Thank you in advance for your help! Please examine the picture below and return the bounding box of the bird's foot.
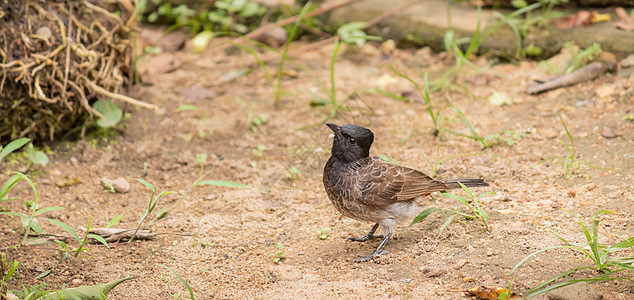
[347,234,383,243]
[353,250,387,263]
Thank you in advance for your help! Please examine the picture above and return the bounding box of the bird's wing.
[355,157,448,206]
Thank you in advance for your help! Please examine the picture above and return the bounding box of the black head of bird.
[326,123,374,162]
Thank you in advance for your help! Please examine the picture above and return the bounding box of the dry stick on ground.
[206,0,420,70]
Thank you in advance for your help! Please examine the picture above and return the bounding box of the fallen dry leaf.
[55,176,81,187]
[555,10,591,29]
[590,12,610,23]
[615,7,634,31]
[465,286,520,300]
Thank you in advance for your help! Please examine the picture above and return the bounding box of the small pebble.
[452,259,469,270]
[567,190,577,198]
[70,157,79,166]
[419,265,448,277]
[71,278,83,286]
[462,276,475,282]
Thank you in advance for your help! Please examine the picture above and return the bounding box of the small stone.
[586,183,597,191]
[70,157,79,166]
[486,250,494,256]
[453,259,469,270]
[103,178,130,193]
[71,278,83,286]
[539,128,558,139]
[595,85,614,99]
[419,265,448,277]
[567,190,577,198]
[600,126,622,138]
[462,276,475,282]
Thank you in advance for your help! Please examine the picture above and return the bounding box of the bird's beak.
[326,123,343,139]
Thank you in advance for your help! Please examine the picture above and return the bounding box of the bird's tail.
[439,178,489,189]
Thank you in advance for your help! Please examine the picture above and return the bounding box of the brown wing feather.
[355,157,448,206]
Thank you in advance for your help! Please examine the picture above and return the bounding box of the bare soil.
[2,35,633,299]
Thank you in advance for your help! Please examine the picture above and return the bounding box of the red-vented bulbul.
[323,123,489,262]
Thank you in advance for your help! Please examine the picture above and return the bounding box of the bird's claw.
[353,250,387,263]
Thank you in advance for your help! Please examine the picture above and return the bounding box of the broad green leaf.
[30,219,43,234]
[44,276,137,300]
[0,137,30,161]
[93,100,122,128]
[195,180,250,188]
[44,218,80,242]
[26,143,49,165]
[410,207,439,226]
[107,214,123,228]
[192,30,214,53]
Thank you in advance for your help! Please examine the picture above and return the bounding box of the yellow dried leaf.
[591,12,611,23]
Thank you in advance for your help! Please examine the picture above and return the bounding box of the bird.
[323,123,489,262]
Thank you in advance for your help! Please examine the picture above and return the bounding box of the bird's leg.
[353,236,390,263]
[347,223,383,242]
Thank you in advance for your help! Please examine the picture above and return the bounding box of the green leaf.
[192,30,214,53]
[93,100,122,128]
[26,143,49,165]
[439,214,457,234]
[35,206,65,216]
[44,276,137,300]
[0,137,30,161]
[0,174,24,201]
[607,237,634,252]
[134,178,155,193]
[176,104,199,111]
[0,211,28,218]
[29,219,43,234]
[410,207,439,226]
[195,180,250,188]
[5,260,19,281]
[88,234,111,250]
[107,214,123,228]
[441,192,469,205]
[44,218,80,242]
[477,209,489,222]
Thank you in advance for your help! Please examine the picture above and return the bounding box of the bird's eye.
[349,137,356,144]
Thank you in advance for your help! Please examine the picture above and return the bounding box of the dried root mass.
[0,0,136,143]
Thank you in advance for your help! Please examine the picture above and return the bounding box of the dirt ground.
[2,32,634,299]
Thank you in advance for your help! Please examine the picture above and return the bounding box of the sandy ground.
[2,34,633,299]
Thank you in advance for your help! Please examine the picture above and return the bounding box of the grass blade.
[44,218,80,242]
[158,264,195,300]
[410,207,439,226]
[195,180,250,188]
